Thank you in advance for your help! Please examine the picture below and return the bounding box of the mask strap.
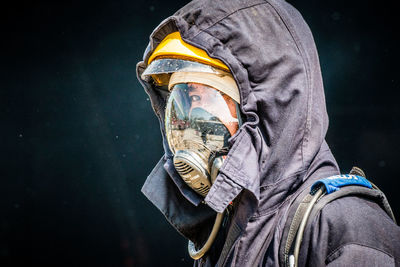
[208,147,229,167]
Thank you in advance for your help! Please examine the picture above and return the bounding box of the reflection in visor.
[141,58,227,86]
[143,58,222,76]
[165,83,238,159]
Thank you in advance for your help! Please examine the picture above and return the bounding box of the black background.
[2,0,399,266]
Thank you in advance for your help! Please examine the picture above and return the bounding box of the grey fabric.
[136,0,400,266]
[299,196,400,267]
[280,186,398,267]
[326,244,395,267]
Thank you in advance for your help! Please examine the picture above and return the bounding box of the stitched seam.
[206,175,242,207]
[325,242,395,264]
[264,0,311,171]
[192,2,267,38]
[220,131,251,187]
[259,170,306,189]
[252,171,313,218]
[251,190,294,218]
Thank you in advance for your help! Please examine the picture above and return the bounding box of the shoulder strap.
[279,168,396,267]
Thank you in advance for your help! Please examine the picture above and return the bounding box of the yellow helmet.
[147,32,229,71]
[141,31,240,103]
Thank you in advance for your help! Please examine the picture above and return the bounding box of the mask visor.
[165,83,239,160]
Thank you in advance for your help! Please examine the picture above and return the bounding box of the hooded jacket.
[136,0,400,266]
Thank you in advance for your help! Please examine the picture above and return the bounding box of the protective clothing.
[136,0,400,266]
[142,33,242,259]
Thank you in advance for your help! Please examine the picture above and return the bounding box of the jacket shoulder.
[300,195,400,266]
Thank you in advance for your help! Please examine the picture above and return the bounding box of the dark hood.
[136,0,339,246]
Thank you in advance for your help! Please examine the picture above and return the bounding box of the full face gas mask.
[141,31,241,260]
[165,71,240,198]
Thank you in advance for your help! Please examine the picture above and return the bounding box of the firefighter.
[136,0,400,266]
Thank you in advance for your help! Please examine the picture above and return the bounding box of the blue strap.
[311,174,372,194]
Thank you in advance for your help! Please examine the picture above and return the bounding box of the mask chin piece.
[173,150,212,197]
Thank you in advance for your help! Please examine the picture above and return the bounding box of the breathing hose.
[290,187,325,267]
[188,211,225,260]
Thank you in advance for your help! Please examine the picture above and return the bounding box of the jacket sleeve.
[298,196,400,267]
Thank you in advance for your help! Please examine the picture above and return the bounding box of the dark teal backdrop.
[2,0,399,266]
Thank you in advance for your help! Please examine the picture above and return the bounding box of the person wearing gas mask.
[136,0,400,266]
